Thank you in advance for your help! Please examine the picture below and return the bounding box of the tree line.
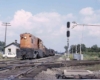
[64,44,100,53]
[0,41,5,51]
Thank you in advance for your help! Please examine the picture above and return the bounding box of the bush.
[83,52,100,60]
[0,53,3,59]
[62,54,73,60]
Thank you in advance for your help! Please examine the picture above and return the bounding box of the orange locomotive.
[17,33,55,59]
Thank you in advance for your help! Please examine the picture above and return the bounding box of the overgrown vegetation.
[64,44,100,60]
[60,54,74,60]
[60,52,100,60]
[0,41,5,51]
[0,53,3,59]
[83,52,100,60]
[86,64,100,71]
[65,44,100,53]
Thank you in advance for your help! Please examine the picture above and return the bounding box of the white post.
[76,45,77,54]
[80,43,81,54]
[80,25,84,54]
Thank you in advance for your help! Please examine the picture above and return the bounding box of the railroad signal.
[67,30,70,37]
[66,21,70,37]
[67,22,70,28]
[65,21,71,60]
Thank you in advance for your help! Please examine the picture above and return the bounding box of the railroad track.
[0,55,61,79]
[0,55,100,79]
[14,60,100,79]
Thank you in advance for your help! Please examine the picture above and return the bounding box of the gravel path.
[34,69,57,80]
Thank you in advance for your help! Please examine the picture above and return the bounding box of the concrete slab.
[64,70,93,75]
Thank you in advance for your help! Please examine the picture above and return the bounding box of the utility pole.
[2,22,11,46]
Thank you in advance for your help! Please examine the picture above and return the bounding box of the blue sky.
[0,0,99,19]
[0,0,100,52]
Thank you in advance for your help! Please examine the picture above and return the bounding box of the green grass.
[60,54,74,60]
[83,52,100,60]
[83,54,99,60]
[0,53,3,59]
[86,64,100,71]
[60,52,100,60]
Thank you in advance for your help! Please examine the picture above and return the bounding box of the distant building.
[3,40,20,58]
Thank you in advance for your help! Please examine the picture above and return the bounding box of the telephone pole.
[2,22,11,46]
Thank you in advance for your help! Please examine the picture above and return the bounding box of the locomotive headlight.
[24,36,27,39]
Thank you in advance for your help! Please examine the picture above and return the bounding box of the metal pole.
[77,24,100,27]
[5,24,7,46]
[76,45,77,54]
[67,38,69,58]
[80,25,84,54]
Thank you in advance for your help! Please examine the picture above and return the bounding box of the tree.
[69,44,86,53]
[98,47,100,52]
[0,41,5,51]
[76,44,86,53]
[64,46,68,52]
[0,41,5,46]
[70,45,76,53]
[86,47,91,52]
[91,44,98,52]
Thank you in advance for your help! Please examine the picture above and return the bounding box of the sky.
[0,0,100,52]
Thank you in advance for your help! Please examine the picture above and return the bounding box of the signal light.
[67,22,70,28]
[67,31,70,37]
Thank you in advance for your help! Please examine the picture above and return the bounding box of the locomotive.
[17,33,55,59]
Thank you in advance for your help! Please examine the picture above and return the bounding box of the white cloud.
[2,10,75,51]
[87,24,100,37]
[79,8,100,38]
[10,9,33,29]
[80,7,94,16]
[9,10,75,36]
[1,7,100,51]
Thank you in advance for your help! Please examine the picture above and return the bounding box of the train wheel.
[21,54,26,60]
[37,51,43,58]
[33,51,38,59]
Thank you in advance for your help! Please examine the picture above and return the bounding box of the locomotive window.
[29,35,31,37]
[31,39,33,43]
[21,37,23,39]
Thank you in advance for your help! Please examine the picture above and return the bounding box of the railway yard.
[0,55,100,80]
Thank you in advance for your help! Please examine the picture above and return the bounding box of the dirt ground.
[34,65,100,80]
[34,69,58,80]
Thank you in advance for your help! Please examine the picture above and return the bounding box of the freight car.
[17,33,55,59]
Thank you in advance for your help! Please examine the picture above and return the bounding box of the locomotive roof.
[20,33,42,41]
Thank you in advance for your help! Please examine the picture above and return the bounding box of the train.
[17,33,55,59]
